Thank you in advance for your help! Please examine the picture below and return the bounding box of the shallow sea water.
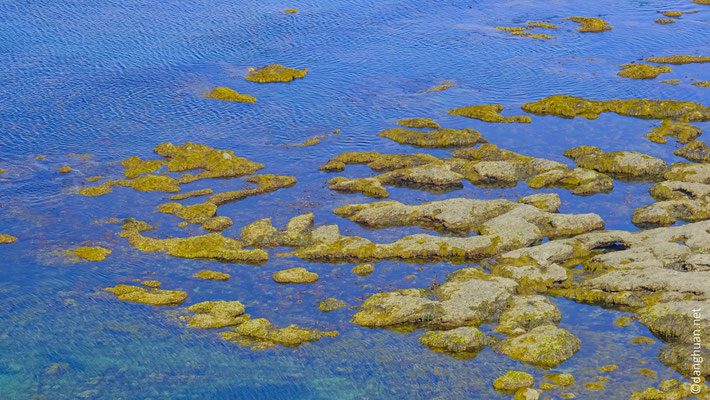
[0,0,709,398]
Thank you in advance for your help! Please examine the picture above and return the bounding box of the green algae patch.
[521,95,710,122]
[273,267,318,284]
[221,318,338,348]
[155,142,263,183]
[644,55,710,65]
[245,64,307,83]
[509,32,555,39]
[286,134,327,148]
[202,216,233,232]
[419,83,456,93]
[655,18,676,24]
[166,188,213,200]
[378,127,488,148]
[563,16,613,32]
[693,81,710,87]
[543,373,575,386]
[121,156,164,178]
[193,270,230,281]
[353,262,375,276]
[0,234,17,244]
[59,166,72,173]
[119,224,268,264]
[318,298,346,312]
[204,174,296,206]
[493,371,534,392]
[105,284,187,306]
[186,300,248,329]
[67,246,111,262]
[79,175,181,197]
[448,104,531,123]
[204,87,256,103]
[646,120,702,144]
[396,118,440,129]
[528,21,558,29]
[618,63,672,79]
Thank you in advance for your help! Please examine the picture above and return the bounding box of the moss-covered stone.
[674,140,710,163]
[245,64,307,83]
[661,79,680,85]
[526,167,614,195]
[448,104,531,123]
[396,118,440,129]
[528,21,558,29]
[157,202,218,225]
[658,344,710,379]
[521,95,710,122]
[328,176,389,199]
[166,188,214,200]
[204,87,257,103]
[563,16,613,32]
[632,181,710,227]
[662,11,683,17]
[498,325,582,367]
[319,152,440,173]
[663,162,710,183]
[193,270,230,281]
[654,18,676,24]
[514,388,541,400]
[378,127,488,148]
[105,284,187,306]
[202,216,233,232]
[631,336,656,345]
[495,26,532,32]
[204,174,296,206]
[155,142,263,184]
[318,298,346,312]
[644,55,710,65]
[0,234,18,244]
[563,145,667,180]
[419,326,489,354]
[186,300,248,329]
[352,262,374,276]
[543,373,575,386]
[495,295,562,334]
[646,120,702,144]
[618,64,672,79]
[516,193,561,212]
[67,246,112,262]
[284,9,297,13]
[273,267,319,284]
[221,318,338,348]
[614,316,634,327]
[79,175,181,197]
[493,370,534,392]
[121,156,165,178]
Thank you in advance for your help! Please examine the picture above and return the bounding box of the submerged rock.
[493,370,534,392]
[157,202,218,225]
[0,234,18,244]
[497,325,582,367]
[563,16,613,32]
[204,174,296,206]
[193,270,231,281]
[245,64,308,83]
[419,82,456,93]
[59,166,72,173]
[186,300,248,329]
[378,127,488,148]
[418,326,489,354]
[166,188,214,201]
[495,295,562,334]
[521,95,710,122]
[105,284,187,306]
[204,87,257,103]
[447,104,532,123]
[644,55,710,65]
[618,64,672,79]
[67,246,112,262]
[543,373,575,386]
[319,152,441,173]
[352,263,374,276]
[646,120,702,144]
[563,145,667,180]
[273,267,319,284]
[221,318,338,348]
[317,298,346,312]
[396,118,440,129]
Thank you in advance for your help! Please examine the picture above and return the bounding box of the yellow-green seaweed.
[378,127,488,148]
[59,166,72,173]
[67,246,112,262]
[272,267,319,284]
[618,63,672,79]
[204,87,257,103]
[186,300,248,328]
[645,120,702,144]
[166,188,214,200]
[563,16,613,32]
[193,270,231,281]
[0,234,18,244]
[221,318,338,348]
[245,64,308,83]
[644,55,710,65]
[105,284,187,306]
[396,118,440,129]
[448,104,532,123]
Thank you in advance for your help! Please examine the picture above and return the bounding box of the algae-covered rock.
[186,300,248,329]
[328,176,389,199]
[419,82,457,93]
[514,388,541,400]
[526,167,613,195]
[121,156,165,179]
[599,364,618,372]
[0,234,18,244]
[204,87,257,103]
[563,145,667,180]
[319,152,441,173]
[563,16,613,32]
[631,381,709,400]
[155,142,263,184]
[516,193,561,212]
[662,11,684,17]
[245,64,308,83]
[240,214,316,249]
[638,300,710,347]
[141,280,161,288]
[658,344,710,379]
[521,95,710,122]
[205,174,296,206]
[675,140,710,163]
[498,325,581,367]
[644,55,710,65]
[317,298,346,312]
[221,318,338,348]
[157,202,218,225]
[654,18,676,24]
[528,21,558,29]
[79,175,182,197]
[378,127,488,148]
[396,118,439,129]
[67,246,112,262]
[273,267,319,284]
[663,162,710,183]
[105,284,187,306]
[377,164,464,193]
[353,263,374,276]
[618,64,672,79]
[632,186,710,227]
[646,120,702,144]
[119,224,268,264]
[543,373,575,386]
[448,104,531,123]
[59,166,72,173]
[193,270,230,281]
[202,216,233,232]
[166,189,214,200]
[493,370,534,392]
[495,295,562,334]
[284,9,297,13]
[419,327,489,354]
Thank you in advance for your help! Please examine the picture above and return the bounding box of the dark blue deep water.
[0,0,709,398]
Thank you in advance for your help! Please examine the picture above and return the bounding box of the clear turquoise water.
[0,0,709,398]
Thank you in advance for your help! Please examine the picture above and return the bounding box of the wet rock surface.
[563,145,667,180]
